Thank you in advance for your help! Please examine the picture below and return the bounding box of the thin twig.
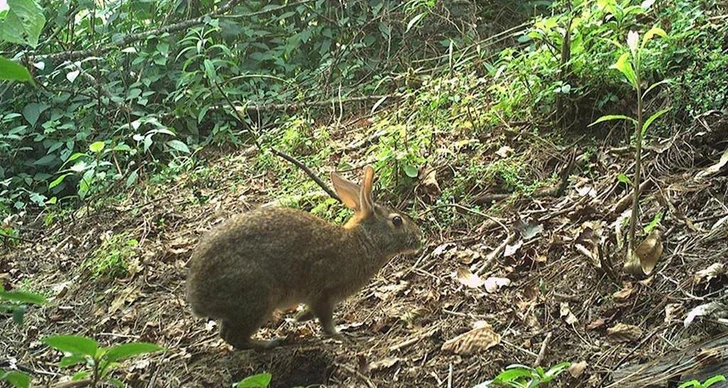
[213,81,341,202]
[534,332,553,366]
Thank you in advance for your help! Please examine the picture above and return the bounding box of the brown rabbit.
[186,165,422,349]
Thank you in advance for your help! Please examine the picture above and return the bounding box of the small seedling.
[475,362,571,387]
[43,335,164,387]
[679,375,727,388]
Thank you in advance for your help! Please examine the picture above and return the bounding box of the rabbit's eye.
[392,215,403,227]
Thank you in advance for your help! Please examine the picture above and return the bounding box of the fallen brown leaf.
[441,321,501,355]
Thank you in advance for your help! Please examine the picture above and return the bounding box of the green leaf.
[642,79,671,99]
[59,354,88,368]
[0,370,31,388]
[641,108,670,135]
[0,290,47,304]
[402,163,418,178]
[611,52,637,87]
[104,342,164,363]
[0,57,31,82]
[12,305,27,325]
[589,114,637,127]
[233,372,272,388]
[49,173,70,189]
[22,102,48,126]
[0,0,46,47]
[617,173,633,186]
[641,26,667,49]
[89,141,105,153]
[42,335,99,357]
[203,59,217,81]
[166,140,190,154]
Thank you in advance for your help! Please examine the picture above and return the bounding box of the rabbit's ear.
[331,172,361,211]
[359,165,375,215]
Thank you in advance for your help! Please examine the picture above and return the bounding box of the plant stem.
[627,53,644,253]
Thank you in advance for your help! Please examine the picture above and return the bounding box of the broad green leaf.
[402,163,418,178]
[589,114,637,127]
[43,335,99,357]
[0,370,31,388]
[0,0,45,47]
[0,57,31,82]
[0,290,47,304]
[641,108,670,135]
[611,52,636,87]
[233,372,272,388]
[166,140,190,154]
[641,26,667,49]
[89,141,105,153]
[104,342,164,362]
[59,354,88,368]
[33,154,56,166]
[21,102,48,126]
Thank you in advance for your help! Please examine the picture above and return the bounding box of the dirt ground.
[2,115,728,388]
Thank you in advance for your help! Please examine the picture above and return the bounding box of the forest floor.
[2,114,728,388]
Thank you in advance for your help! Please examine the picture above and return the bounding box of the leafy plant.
[679,375,727,388]
[0,287,46,387]
[42,335,164,388]
[233,372,272,388]
[0,285,46,325]
[589,26,668,275]
[475,362,571,388]
[83,234,139,279]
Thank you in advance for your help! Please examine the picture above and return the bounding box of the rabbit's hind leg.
[220,310,281,350]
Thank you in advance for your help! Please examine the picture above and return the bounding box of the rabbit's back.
[186,206,345,319]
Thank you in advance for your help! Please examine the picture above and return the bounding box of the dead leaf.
[454,248,481,265]
[586,318,607,330]
[613,284,634,302]
[367,357,401,372]
[633,229,663,275]
[696,148,728,179]
[455,267,485,288]
[560,302,579,325]
[607,323,643,343]
[484,277,511,293]
[568,361,588,377]
[441,321,501,355]
[420,166,441,199]
[495,146,514,158]
[504,240,522,257]
[694,263,727,284]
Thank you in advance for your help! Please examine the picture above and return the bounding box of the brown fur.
[186,166,422,349]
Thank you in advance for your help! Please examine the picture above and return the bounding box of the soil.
[2,115,728,388]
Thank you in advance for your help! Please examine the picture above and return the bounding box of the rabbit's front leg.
[309,298,345,339]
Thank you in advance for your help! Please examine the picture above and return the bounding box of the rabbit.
[186,165,422,350]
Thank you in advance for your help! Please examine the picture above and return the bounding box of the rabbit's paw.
[233,338,282,351]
